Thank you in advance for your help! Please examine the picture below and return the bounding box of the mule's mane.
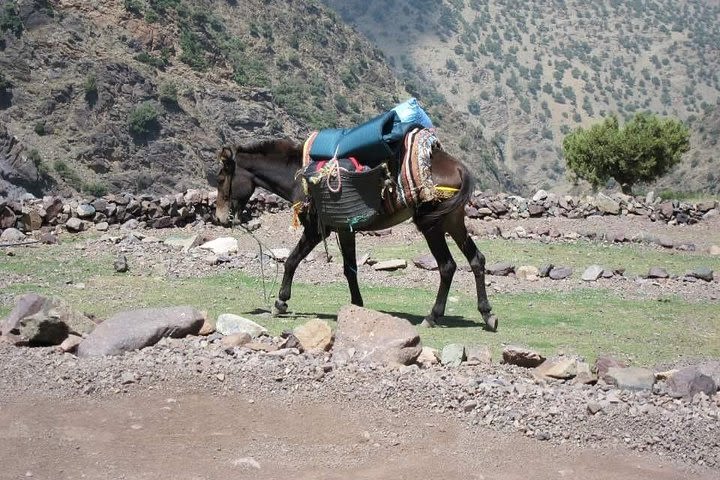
[237,138,299,155]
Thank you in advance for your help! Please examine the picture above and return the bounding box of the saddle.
[300,101,440,231]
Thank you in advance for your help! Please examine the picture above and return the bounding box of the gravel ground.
[2,211,719,478]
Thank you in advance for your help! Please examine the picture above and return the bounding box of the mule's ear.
[218,147,234,169]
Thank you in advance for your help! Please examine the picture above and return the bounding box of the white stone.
[198,237,238,255]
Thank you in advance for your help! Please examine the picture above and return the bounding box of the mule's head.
[215,146,236,225]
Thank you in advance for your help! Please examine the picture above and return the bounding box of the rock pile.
[1,189,716,238]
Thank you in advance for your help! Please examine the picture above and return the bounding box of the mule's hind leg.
[337,231,363,306]
[274,225,328,315]
[416,221,456,328]
[446,210,497,331]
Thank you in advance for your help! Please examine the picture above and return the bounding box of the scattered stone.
[65,217,84,233]
[603,366,655,391]
[164,234,201,252]
[486,262,514,276]
[95,221,109,232]
[710,245,720,256]
[686,266,713,282]
[548,266,572,280]
[270,248,290,262]
[221,332,252,349]
[666,366,717,399]
[535,357,577,379]
[416,346,439,368]
[373,259,407,271]
[215,314,267,338]
[114,254,129,273]
[39,233,59,244]
[538,264,553,278]
[0,227,26,242]
[594,355,627,378]
[647,267,669,279]
[574,361,596,384]
[198,237,238,255]
[198,317,215,336]
[76,204,96,218]
[587,401,603,415]
[2,294,95,345]
[333,305,422,366]
[502,346,546,368]
[293,319,333,352]
[516,265,540,281]
[77,306,206,357]
[413,254,438,271]
[595,193,620,215]
[440,344,466,367]
[466,345,492,365]
[58,334,83,353]
[581,265,604,282]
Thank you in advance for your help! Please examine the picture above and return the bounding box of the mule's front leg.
[337,231,363,306]
[274,226,326,315]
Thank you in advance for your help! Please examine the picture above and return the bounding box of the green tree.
[563,113,690,194]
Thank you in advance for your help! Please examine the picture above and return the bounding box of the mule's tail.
[416,161,475,229]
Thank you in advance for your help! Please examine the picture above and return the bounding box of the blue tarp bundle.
[309,98,433,168]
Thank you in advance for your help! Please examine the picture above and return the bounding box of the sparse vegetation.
[128,102,160,137]
[0,1,23,38]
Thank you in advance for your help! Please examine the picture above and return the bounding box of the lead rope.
[228,209,279,310]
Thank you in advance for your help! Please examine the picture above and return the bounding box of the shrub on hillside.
[563,113,690,194]
[128,102,160,137]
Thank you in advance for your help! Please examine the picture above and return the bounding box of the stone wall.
[0,188,717,235]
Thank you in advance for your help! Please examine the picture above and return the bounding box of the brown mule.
[214,138,498,331]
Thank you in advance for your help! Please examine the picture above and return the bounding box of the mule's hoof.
[420,317,437,328]
[483,314,498,332]
[272,300,288,316]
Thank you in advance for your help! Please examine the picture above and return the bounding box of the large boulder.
[77,306,205,357]
[666,366,717,399]
[2,294,95,345]
[333,305,422,366]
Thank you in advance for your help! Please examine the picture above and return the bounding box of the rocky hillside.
[323,0,720,195]
[0,0,516,201]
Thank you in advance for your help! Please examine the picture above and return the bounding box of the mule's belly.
[357,208,413,231]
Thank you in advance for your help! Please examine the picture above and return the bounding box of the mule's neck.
[242,147,304,203]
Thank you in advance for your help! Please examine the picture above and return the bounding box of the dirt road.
[1,389,714,480]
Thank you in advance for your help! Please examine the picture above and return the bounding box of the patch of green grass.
[368,237,720,278]
[2,241,718,367]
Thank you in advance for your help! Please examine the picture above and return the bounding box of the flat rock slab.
[604,366,655,391]
[215,314,267,338]
[198,237,238,255]
[502,346,546,368]
[373,259,407,271]
[486,262,514,276]
[77,306,205,357]
[333,305,421,367]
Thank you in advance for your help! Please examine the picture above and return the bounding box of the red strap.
[348,156,363,172]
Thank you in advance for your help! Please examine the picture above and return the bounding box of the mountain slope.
[323,0,720,194]
[0,0,515,200]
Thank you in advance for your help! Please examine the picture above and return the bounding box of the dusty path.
[1,389,715,480]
